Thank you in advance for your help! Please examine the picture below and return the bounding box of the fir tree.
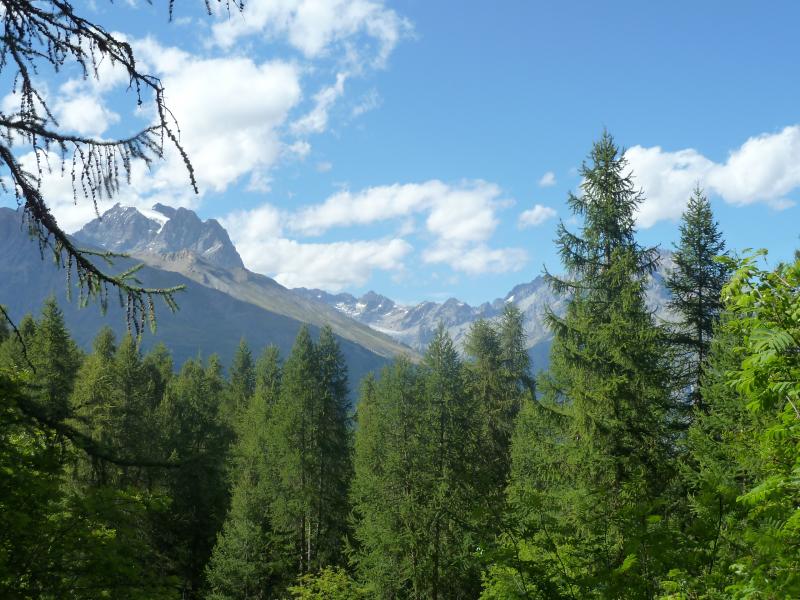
[350,360,427,598]
[159,358,230,598]
[228,339,256,422]
[207,347,284,600]
[143,343,174,408]
[314,326,353,567]
[666,187,730,409]
[29,297,82,423]
[264,325,351,588]
[501,132,674,598]
[352,328,481,599]
[70,327,118,485]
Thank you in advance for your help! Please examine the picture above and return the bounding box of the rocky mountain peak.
[75,204,244,271]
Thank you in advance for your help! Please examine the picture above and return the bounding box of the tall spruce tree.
[228,339,256,422]
[499,132,674,598]
[70,327,118,485]
[263,326,351,589]
[666,187,730,409]
[158,358,230,598]
[464,306,532,552]
[314,326,353,567]
[350,362,424,598]
[29,298,82,423]
[351,328,481,599]
[207,347,284,600]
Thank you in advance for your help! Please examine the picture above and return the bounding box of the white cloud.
[424,186,499,243]
[55,94,120,138]
[222,204,284,241]
[316,161,333,172]
[222,203,411,290]
[212,0,411,69]
[518,204,557,228]
[17,150,198,233]
[284,179,524,275]
[423,242,527,275]
[291,72,347,135]
[133,39,303,194]
[626,125,800,228]
[538,171,556,187]
[267,238,411,290]
[217,177,525,286]
[289,180,503,239]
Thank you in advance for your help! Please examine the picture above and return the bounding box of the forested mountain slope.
[0,207,410,387]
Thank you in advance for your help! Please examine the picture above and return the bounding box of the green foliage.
[666,187,731,408]
[0,330,176,598]
[494,132,676,598]
[227,339,256,423]
[288,567,368,599]
[6,136,800,600]
[159,357,231,597]
[263,326,352,592]
[207,346,284,600]
[351,327,483,599]
[711,252,800,597]
[29,297,83,422]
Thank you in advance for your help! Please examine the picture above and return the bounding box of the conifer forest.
[2,133,799,599]
[2,1,800,598]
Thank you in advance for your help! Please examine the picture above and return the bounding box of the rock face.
[77,203,245,270]
[0,207,415,396]
[295,252,676,366]
[74,202,675,370]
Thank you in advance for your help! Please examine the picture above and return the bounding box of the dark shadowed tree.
[666,187,730,410]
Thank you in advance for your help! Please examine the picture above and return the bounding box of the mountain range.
[0,204,415,391]
[296,252,675,370]
[2,203,676,383]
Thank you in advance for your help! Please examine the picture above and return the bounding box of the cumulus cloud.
[518,204,557,228]
[423,242,527,275]
[627,125,800,228]
[222,204,410,290]
[538,171,556,187]
[55,94,121,138]
[289,180,503,238]
[134,38,303,193]
[216,178,527,287]
[15,149,199,233]
[212,0,411,69]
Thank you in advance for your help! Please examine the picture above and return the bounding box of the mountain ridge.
[73,204,417,361]
[294,252,676,368]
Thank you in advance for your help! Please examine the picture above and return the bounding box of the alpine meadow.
[1,1,799,599]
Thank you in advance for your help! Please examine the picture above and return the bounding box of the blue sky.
[6,0,800,305]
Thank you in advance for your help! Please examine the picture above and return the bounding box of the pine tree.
[228,339,256,422]
[350,360,427,597]
[207,347,284,600]
[159,358,230,598]
[263,325,352,589]
[469,305,532,481]
[501,132,674,598]
[70,327,118,485]
[29,297,82,423]
[666,187,730,409]
[351,328,481,599]
[254,345,282,413]
[314,326,353,567]
[0,308,9,345]
[113,335,158,483]
[658,322,756,597]
[143,343,174,407]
